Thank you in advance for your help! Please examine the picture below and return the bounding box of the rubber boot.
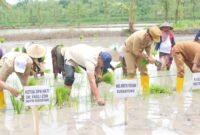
[176,77,184,93]
[140,75,150,94]
[0,90,5,109]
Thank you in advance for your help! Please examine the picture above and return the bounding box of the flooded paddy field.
[1,34,200,135]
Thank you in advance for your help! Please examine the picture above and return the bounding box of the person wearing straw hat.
[0,52,32,108]
[172,41,200,93]
[122,26,161,91]
[155,22,175,70]
[26,44,46,77]
[51,44,65,79]
[61,44,112,106]
[194,30,200,43]
[0,44,46,108]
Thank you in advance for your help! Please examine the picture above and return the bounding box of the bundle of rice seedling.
[139,59,148,67]
[74,66,82,73]
[149,84,172,94]
[14,47,20,52]
[102,72,114,85]
[55,86,70,107]
[10,96,23,114]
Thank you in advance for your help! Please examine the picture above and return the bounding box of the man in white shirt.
[62,44,112,106]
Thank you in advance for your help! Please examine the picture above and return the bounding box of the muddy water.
[1,35,200,135]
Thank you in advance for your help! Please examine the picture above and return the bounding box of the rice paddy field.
[1,33,200,135]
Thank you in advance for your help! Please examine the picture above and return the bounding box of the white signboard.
[24,86,50,106]
[115,79,138,98]
[192,73,200,90]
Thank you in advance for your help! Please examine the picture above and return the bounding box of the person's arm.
[0,80,19,96]
[87,73,104,105]
[192,54,200,72]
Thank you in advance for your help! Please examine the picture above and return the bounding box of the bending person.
[172,41,200,92]
[62,44,112,106]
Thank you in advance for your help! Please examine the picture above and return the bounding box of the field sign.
[24,86,50,106]
[115,79,138,98]
[192,73,200,90]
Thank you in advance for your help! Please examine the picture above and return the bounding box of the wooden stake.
[32,107,39,135]
[124,98,128,125]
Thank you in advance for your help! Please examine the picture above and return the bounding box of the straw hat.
[160,22,173,30]
[149,26,162,43]
[27,44,46,58]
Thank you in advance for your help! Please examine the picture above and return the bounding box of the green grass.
[149,84,172,95]
[173,20,200,31]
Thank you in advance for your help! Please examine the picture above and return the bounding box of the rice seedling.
[149,84,172,94]
[0,37,5,43]
[80,34,84,40]
[139,59,148,67]
[74,66,82,73]
[151,50,157,56]
[27,78,39,86]
[44,69,51,73]
[102,72,114,85]
[115,63,122,69]
[55,86,70,108]
[14,47,20,52]
[10,96,23,114]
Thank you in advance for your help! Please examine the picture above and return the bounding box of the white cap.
[14,56,27,73]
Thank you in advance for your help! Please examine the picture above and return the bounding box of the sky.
[6,0,19,5]
[5,0,47,5]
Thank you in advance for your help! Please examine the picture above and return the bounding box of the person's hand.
[147,56,155,64]
[97,99,105,106]
[10,89,20,97]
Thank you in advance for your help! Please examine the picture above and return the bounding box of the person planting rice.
[0,44,46,108]
[172,41,200,93]
[122,26,161,91]
[51,44,65,79]
[155,22,176,70]
[23,43,46,77]
[61,44,112,106]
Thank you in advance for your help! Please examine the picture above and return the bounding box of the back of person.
[173,41,200,62]
[194,30,200,43]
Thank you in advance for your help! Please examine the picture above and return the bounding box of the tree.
[117,0,137,33]
[175,0,184,23]
[191,0,197,21]
[162,0,170,21]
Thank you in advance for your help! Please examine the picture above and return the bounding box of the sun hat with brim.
[149,26,162,43]
[100,52,112,71]
[27,44,46,58]
[14,56,27,73]
[160,22,173,30]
